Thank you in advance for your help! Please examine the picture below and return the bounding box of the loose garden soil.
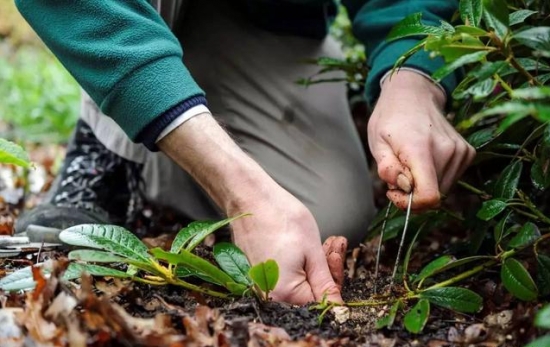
[0,145,544,346]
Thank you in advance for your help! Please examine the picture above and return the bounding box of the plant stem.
[457,180,489,197]
[494,73,514,96]
[169,277,229,298]
[510,57,541,86]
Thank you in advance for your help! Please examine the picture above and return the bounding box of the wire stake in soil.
[389,192,413,292]
[374,201,392,294]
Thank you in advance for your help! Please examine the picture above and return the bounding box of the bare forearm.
[157,113,275,215]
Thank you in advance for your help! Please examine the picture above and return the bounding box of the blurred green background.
[0,2,80,144]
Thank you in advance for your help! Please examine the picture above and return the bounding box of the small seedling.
[0,214,279,302]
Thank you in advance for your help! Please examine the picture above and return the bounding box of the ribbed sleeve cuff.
[365,38,459,109]
[136,95,207,151]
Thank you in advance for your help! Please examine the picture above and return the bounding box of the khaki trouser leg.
[80,0,376,246]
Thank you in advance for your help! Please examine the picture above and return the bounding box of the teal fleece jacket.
[15,0,458,150]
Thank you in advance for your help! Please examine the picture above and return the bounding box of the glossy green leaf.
[59,224,151,263]
[68,249,127,263]
[387,13,446,41]
[420,287,483,313]
[0,265,46,291]
[531,158,550,190]
[170,214,247,254]
[404,299,430,334]
[174,265,218,284]
[482,0,509,39]
[454,25,488,36]
[428,256,495,276]
[376,300,403,329]
[213,242,252,286]
[536,255,550,296]
[68,263,133,279]
[0,138,31,168]
[432,51,488,81]
[514,27,550,51]
[414,255,455,284]
[509,10,537,26]
[459,0,483,27]
[248,259,279,293]
[0,262,127,292]
[512,87,550,100]
[151,248,233,288]
[501,258,538,301]
[526,335,550,347]
[477,199,507,220]
[68,249,161,275]
[467,127,497,149]
[468,61,507,81]
[507,222,541,249]
[501,58,550,76]
[454,78,496,101]
[226,282,248,296]
[493,161,523,200]
[494,211,513,243]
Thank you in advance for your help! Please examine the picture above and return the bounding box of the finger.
[398,147,440,210]
[325,236,347,290]
[322,236,336,255]
[374,143,409,187]
[440,140,475,194]
[306,247,343,304]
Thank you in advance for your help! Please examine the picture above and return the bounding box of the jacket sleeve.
[342,0,459,106]
[15,0,206,149]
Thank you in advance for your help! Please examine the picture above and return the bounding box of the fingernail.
[397,174,412,193]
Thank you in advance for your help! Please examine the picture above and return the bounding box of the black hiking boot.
[15,119,144,243]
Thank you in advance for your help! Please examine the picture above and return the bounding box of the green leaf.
[68,263,133,279]
[151,247,234,288]
[535,305,550,329]
[494,211,513,244]
[226,282,248,296]
[432,51,488,81]
[493,161,523,200]
[501,258,538,301]
[420,287,483,313]
[507,222,541,249]
[526,335,550,347]
[170,214,247,254]
[468,61,507,81]
[531,158,550,190]
[59,224,151,263]
[414,255,455,284]
[68,249,127,263]
[376,300,403,329]
[476,199,507,220]
[213,242,252,286]
[509,10,537,26]
[482,0,509,39]
[426,256,494,276]
[0,265,44,291]
[467,127,497,149]
[514,27,550,51]
[512,87,550,100]
[454,25,488,36]
[387,13,446,41]
[454,78,497,101]
[459,0,483,27]
[404,299,430,334]
[498,112,530,134]
[0,138,31,168]
[248,259,279,293]
[68,249,159,274]
[536,255,550,296]
[501,58,550,76]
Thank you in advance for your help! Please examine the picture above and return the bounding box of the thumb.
[306,247,343,303]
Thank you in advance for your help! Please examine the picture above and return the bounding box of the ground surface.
[0,145,544,346]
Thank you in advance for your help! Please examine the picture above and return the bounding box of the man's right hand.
[158,113,342,305]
